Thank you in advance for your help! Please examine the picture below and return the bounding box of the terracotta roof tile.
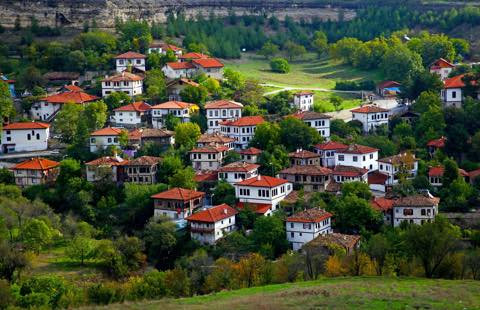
[290,111,331,120]
[197,133,235,145]
[236,175,288,188]
[314,141,348,151]
[294,91,314,96]
[427,136,447,148]
[64,85,83,92]
[103,72,143,82]
[194,171,218,182]
[333,165,368,177]
[43,91,99,104]
[444,74,465,89]
[430,58,455,69]
[238,147,262,155]
[125,156,162,166]
[287,208,332,223]
[114,101,151,112]
[186,204,238,223]
[3,122,50,130]
[151,187,205,201]
[280,165,332,176]
[236,202,272,214]
[378,153,416,164]
[351,105,389,113]
[150,101,196,109]
[166,62,195,70]
[218,161,259,173]
[190,145,229,153]
[288,149,320,159]
[307,233,361,251]
[91,127,124,136]
[377,80,401,89]
[12,158,59,170]
[180,52,210,59]
[428,166,469,177]
[221,116,264,127]
[115,51,146,59]
[150,43,182,51]
[393,193,440,207]
[85,156,127,166]
[337,144,378,154]
[368,171,389,185]
[371,197,394,211]
[192,58,224,68]
[205,100,243,109]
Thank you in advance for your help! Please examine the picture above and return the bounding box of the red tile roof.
[115,51,146,59]
[308,233,361,251]
[290,111,331,120]
[280,165,332,176]
[125,156,162,166]
[338,144,378,154]
[393,193,440,207]
[368,171,389,185]
[103,72,143,82]
[314,141,348,151]
[192,58,224,68]
[190,145,229,153]
[378,153,416,164]
[205,100,243,109]
[166,62,195,70]
[287,208,332,223]
[180,52,210,60]
[186,204,238,223]
[197,133,235,145]
[236,175,288,188]
[194,171,218,182]
[236,202,272,214]
[114,101,151,112]
[444,74,465,89]
[333,165,368,177]
[430,58,455,69]
[294,91,314,96]
[371,197,394,212]
[150,101,196,109]
[3,122,50,130]
[150,43,182,51]
[151,187,205,201]
[427,136,446,148]
[64,85,83,92]
[288,149,320,159]
[90,127,124,136]
[351,105,389,113]
[85,156,127,166]
[220,116,264,127]
[218,161,259,173]
[377,80,401,89]
[43,91,99,104]
[12,158,59,170]
[238,147,262,155]
[428,166,469,177]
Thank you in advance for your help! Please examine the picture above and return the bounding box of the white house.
[89,127,124,153]
[166,78,200,101]
[148,42,183,56]
[335,144,379,172]
[441,74,465,108]
[190,145,229,171]
[85,155,127,183]
[31,91,99,122]
[430,58,455,81]
[196,133,235,150]
[1,122,50,153]
[150,101,199,129]
[218,161,259,185]
[205,100,243,134]
[331,165,369,183]
[152,187,205,220]
[101,72,144,98]
[238,147,262,164]
[235,175,293,216]
[179,52,210,62]
[11,157,59,187]
[114,51,146,73]
[351,105,390,133]
[428,166,469,188]
[392,192,439,227]
[162,62,196,79]
[378,153,418,186]
[292,91,314,111]
[191,58,224,79]
[219,116,264,150]
[111,102,151,128]
[186,204,238,245]
[286,208,333,251]
[290,111,331,139]
[314,141,348,168]
[288,149,321,166]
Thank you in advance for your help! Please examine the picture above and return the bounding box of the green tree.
[0,240,29,282]
[442,158,460,188]
[145,69,167,103]
[283,41,306,61]
[144,217,177,269]
[381,44,423,81]
[22,219,54,253]
[168,167,197,190]
[179,85,208,106]
[330,95,343,112]
[54,103,83,143]
[312,31,328,58]
[65,237,97,266]
[330,37,363,65]
[164,113,181,131]
[0,82,15,127]
[279,117,322,151]
[104,92,132,111]
[252,215,289,259]
[258,42,279,59]
[270,58,290,73]
[174,122,201,150]
[413,91,442,114]
[213,181,236,206]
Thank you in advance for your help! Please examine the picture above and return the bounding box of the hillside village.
[0,7,480,308]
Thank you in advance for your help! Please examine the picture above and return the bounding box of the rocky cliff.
[0,0,356,29]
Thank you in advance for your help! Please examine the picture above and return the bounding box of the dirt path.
[261,83,364,96]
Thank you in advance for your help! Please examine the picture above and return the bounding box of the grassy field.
[101,277,480,310]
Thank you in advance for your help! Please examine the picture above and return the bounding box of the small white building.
[205,100,243,134]
[186,204,238,245]
[152,187,205,220]
[196,133,235,150]
[220,116,264,150]
[335,144,379,172]
[114,51,146,73]
[286,208,333,251]
[378,153,418,186]
[288,149,321,166]
[150,101,199,129]
[111,102,151,128]
[238,147,262,164]
[331,165,369,183]
[290,111,331,139]
[428,166,469,188]
[292,91,314,111]
[314,141,348,168]
[235,175,293,215]
[392,192,439,227]
[190,145,228,171]
[191,58,224,79]
[148,43,183,56]
[31,91,99,122]
[11,157,59,187]
[85,155,127,183]
[218,161,260,185]
[89,127,124,153]
[441,74,465,108]
[351,105,390,133]
[162,62,196,79]
[430,58,455,81]
[1,122,50,153]
[101,72,144,98]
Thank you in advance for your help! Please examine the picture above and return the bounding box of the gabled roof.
[114,101,151,112]
[151,187,205,201]
[166,62,195,70]
[332,165,368,177]
[166,78,200,88]
[3,122,50,130]
[85,156,127,166]
[351,105,389,113]
[64,85,83,92]
[12,158,59,170]
[290,111,331,120]
[190,145,229,153]
[238,147,262,155]
[314,141,348,151]
[236,202,272,215]
[368,171,389,185]
[288,149,320,159]
[393,193,440,207]
[337,144,378,154]
[371,197,394,212]
[180,52,210,60]
[294,91,314,96]
[186,204,238,223]
[220,116,264,127]
[427,136,447,148]
[115,51,146,59]
[128,128,174,140]
[444,74,465,89]
[287,208,332,223]
[218,161,259,173]
[377,80,401,89]
[378,153,416,164]
[431,58,455,69]
[428,166,469,178]
[42,91,99,104]
[150,101,197,110]
[125,156,162,166]
[103,72,143,82]
[90,127,124,136]
[192,58,224,68]
[236,175,288,188]
[197,133,235,145]
[194,171,218,183]
[150,42,182,51]
[205,100,243,109]
[307,233,361,251]
[280,165,332,176]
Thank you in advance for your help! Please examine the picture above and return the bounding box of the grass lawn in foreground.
[101,277,480,310]
[224,53,384,90]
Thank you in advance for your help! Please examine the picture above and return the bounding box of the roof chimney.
[224,208,228,214]
[257,175,261,181]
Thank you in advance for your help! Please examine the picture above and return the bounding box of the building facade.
[218,161,259,185]
[114,51,146,72]
[190,145,228,171]
[151,187,205,220]
[11,158,59,187]
[286,208,333,251]
[150,101,199,129]
[335,144,379,172]
[351,106,390,133]
[205,100,243,133]
[290,111,331,139]
[101,72,143,97]
[219,116,264,150]
[292,91,314,111]
[111,102,151,128]
[124,156,162,184]
[1,122,50,153]
[89,127,124,153]
[314,141,348,168]
[392,192,439,227]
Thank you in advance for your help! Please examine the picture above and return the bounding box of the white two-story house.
[162,62,196,79]
[152,187,205,220]
[85,155,127,183]
[238,147,262,164]
[186,204,238,245]
[218,161,259,185]
[235,175,292,216]
[205,100,243,133]
[335,144,379,172]
[220,116,264,150]
[102,72,144,98]
[191,58,224,79]
[89,127,124,153]
[11,157,59,187]
[331,165,369,184]
[150,101,199,129]
[1,122,50,153]
[441,74,465,108]
[430,58,455,81]
[286,208,333,251]
[114,51,146,73]
[291,111,331,139]
[190,145,229,171]
[314,141,348,168]
[111,102,151,128]
[148,42,183,56]
[292,91,314,111]
[392,192,439,227]
[351,105,390,133]
[378,153,418,186]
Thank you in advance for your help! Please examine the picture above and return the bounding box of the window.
[27,134,31,140]
[353,156,358,162]
[338,155,344,161]
[403,208,413,216]
[290,232,294,238]
[290,223,294,228]
[452,91,457,99]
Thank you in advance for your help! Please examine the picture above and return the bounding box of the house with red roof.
[101,71,144,98]
[151,187,205,220]
[351,105,390,133]
[111,102,151,128]
[279,165,332,192]
[124,156,162,184]
[11,157,60,187]
[288,149,321,166]
[162,62,196,79]
[238,147,262,164]
[378,153,418,186]
[162,54,225,80]
[219,116,264,150]
[166,78,200,101]
[392,192,439,227]
[290,111,331,139]
[85,155,127,183]
[89,127,125,153]
[114,51,146,73]
[1,122,50,153]
[335,144,379,172]
[150,101,199,129]
[427,136,447,157]
[186,204,238,245]
[235,175,293,215]
[314,141,348,168]
[292,91,314,111]
[148,42,183,56]
[332,165,369,184]
[205,100,243,134]
[428,166,469,188]
[31,90,99,122]
[179,52,210,61]
[286,208,332,251]
[441,74,466,108]
[430,58,455,81]
[371,197,394,225]
[196,133,235,150]
[376,80,401,97]
[191,58,224,79]
[190,145,229,171]
[218,161,259,185]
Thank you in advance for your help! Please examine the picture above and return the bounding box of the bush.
[0,279,13,309]
[87,283,125,305]
[270,58,290,73]
[335,80,376,91]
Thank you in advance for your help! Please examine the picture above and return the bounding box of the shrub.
[270,58,290,73]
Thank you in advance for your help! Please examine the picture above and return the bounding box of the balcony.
[190,227,214,233]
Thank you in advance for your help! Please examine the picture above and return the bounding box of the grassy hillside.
[100,277,480,310]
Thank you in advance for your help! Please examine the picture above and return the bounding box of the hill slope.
[100,277,480,310]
